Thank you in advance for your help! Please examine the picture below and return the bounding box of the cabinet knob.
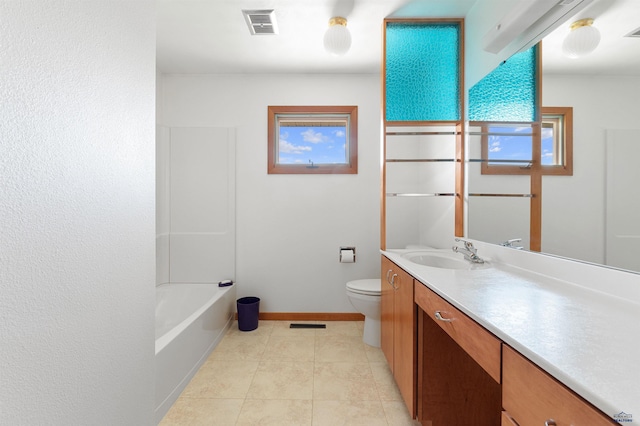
[434,311,453,322]
[545,420,557,426]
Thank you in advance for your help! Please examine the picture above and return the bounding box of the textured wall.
[0,2,156,424]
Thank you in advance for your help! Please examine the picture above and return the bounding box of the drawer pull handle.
[390,274,399,290]
[386,269,392,283]
[434,311,453,322]
[545,420,556,426]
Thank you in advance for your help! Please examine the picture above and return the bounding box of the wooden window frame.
[480,106,573,176]
[267,105,358,174]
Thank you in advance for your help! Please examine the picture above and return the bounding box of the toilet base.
[362,316,380,348]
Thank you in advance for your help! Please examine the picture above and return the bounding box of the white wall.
[159,74,381,313]
[542,74,640,265]
[0,2,156,425]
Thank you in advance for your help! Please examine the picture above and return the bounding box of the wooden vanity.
[382,254,621,426]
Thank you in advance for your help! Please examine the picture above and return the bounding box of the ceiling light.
[562,18,600,58]
[323,17,351,56]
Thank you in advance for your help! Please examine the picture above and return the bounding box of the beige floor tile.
[226,319,275,336]
[247,361,314,400]
[207,329,270,361]
[369,362,402,401]
[313,362,379,401]
[159,397,243,426]
[181,360,259,399]
[314,335,368,363]
[312,400,388,426]
[236,399,313,426]
[315,321,362,337]
[262,335,315,362]
[364,345,387,363]
[382,400,421,426]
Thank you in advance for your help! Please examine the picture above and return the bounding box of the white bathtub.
[154,283,236,424]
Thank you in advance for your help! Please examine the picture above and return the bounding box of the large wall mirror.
[466,0,640,273]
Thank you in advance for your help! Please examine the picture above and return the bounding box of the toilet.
[346,279,381,347]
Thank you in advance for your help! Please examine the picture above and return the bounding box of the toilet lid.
[347,279,381,296]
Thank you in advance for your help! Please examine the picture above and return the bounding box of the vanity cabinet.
[414,281,501,425]
[502,345,618,426]
[381,255,416,417]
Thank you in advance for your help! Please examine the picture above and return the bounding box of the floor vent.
[289,324,326,329]
[242,9,278,35]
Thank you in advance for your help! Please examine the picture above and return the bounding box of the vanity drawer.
[414,282,501,383]
[502,345,617,426]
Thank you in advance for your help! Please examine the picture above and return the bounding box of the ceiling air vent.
[625,27,640,38]
[242,9,278,35]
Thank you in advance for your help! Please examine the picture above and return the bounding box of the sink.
[402,251,489,270]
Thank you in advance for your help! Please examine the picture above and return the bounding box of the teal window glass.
[468,45,539,122]
[385,22,460,122]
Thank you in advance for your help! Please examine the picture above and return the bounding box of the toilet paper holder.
[339,246,356,263]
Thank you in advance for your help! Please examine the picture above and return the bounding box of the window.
[268,106,357,174]
[480,106,573,176]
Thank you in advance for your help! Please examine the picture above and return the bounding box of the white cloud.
[301,128,325,143]
[334,129,345,137]
[490,141,501,153]
[279,138,312,154]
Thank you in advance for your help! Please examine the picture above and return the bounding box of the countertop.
[382,248,639,423]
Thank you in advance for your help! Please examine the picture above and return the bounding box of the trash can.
[237,297,260,331]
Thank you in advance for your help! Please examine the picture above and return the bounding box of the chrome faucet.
[501,238,523,249]
[452,238,485,264]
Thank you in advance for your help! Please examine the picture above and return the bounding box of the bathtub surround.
[156,126,236,285]
[1,2,156,424]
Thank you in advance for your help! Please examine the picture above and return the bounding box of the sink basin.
[402,251,489,270]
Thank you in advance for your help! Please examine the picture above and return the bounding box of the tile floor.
[159,320,420,426]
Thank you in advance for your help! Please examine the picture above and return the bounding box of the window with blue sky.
[480,107,572,176]
[267,106,358,174]
[487,125,554,166]
[277,120,347,165]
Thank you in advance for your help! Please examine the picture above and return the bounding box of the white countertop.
[382,247,640,423]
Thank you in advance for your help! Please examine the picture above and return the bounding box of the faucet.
[500,238,523,249]
[452,238,485,264]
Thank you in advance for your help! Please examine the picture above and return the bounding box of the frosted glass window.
[468,45,539,122]
[385,22,461,122]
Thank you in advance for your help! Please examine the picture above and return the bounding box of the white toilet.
[346,279,381,347]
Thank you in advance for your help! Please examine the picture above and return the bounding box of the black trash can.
[237,297,260,331]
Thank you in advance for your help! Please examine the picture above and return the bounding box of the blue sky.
[488,126,555,165]
[278,126,347,165]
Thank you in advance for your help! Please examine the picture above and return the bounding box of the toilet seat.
[346,279,381,296]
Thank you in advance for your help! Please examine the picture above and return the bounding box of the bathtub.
[154,283,236,424]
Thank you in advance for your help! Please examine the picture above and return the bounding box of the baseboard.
[234,312,364,321]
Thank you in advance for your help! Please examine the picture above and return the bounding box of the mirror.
[466,0,640,273]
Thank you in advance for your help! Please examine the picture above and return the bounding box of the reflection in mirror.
[467,1,640,274]
[467,123,533,251]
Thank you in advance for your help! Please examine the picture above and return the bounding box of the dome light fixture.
[323,17,351,56]
[562,18,601,59]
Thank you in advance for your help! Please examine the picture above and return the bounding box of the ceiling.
[156,0,640,76]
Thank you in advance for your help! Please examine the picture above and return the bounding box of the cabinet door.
[381,256,395,369]
[393,265,416,416]
[503,345,617,426]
